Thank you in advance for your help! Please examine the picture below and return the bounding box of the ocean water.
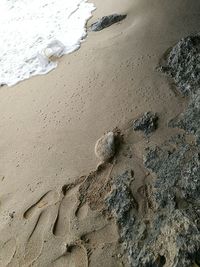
[0,0,95,86]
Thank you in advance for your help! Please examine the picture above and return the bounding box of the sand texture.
[1,0,200,266]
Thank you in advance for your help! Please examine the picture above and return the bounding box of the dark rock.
[144,140,200,207]
[159,33,200,144]
[105,34,200,266]
[90,14,127,32]
[105,171,136,241]
[105,171,147,266]
[160,34,200,96]
[136,34,200,267]
[143,139,200,267]
[105,139,200,266]
[169,92,200,143]
[133,112,158,135]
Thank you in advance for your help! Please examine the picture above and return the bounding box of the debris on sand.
[91,14,127,32]
[133,111,158,136]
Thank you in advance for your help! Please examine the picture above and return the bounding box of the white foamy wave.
[0,0,95,86]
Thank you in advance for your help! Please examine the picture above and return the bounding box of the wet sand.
[0,0,200,266]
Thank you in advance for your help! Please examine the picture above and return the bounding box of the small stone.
[95,131,115,163]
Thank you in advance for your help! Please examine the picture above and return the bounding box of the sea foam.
[0,0,95,86]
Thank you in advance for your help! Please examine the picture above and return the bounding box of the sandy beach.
[0,0,200,266]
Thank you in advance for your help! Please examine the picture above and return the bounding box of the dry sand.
[0,0,200,266]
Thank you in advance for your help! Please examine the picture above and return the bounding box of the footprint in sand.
[23,190,59,219]
[52,244,88,267]
[23,209,50,266]
[53,186,79,237]
[53,180,111,238]
[0,238,16,267]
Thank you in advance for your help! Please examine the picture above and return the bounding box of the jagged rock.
[160,34,200,96]
[105,137,200,267]
[159,33,200,143]
[105,171,142,266]
[91,14,127,32]
[169,92,200,144]
[135,33,200,267]
[105,171,136,240]
[144,138,200,207]
[133,112,158,135]
[137,209,200,267]
[143,136,200,267]
[104,34,200,267]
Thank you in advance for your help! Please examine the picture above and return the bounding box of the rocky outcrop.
[161,34,200,143]
[142,34,200,266]
[169,92,200,144]
[143,136,200,266]
[105,34,200,266]
[160,34,200,96]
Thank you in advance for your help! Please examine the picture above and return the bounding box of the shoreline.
[0,0,200,266]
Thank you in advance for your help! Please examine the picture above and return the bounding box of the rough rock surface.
[91,14,127,32]
[105,138,200,266]
[142,34,200,266]
[106,171,136,242]
[105,34,200,267]
[143,136,200,267]
[133,112,158,136]
[161,34,200,144]
[105,171,146,267]
[160,34,200,96]
[169,92,200,144]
